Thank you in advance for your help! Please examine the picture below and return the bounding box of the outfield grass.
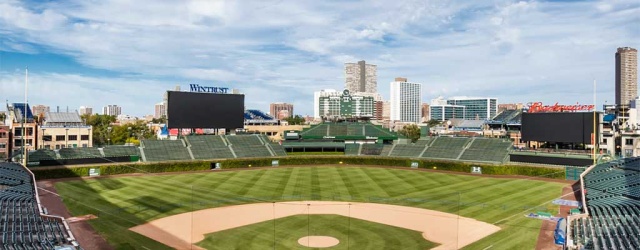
[197,214,438,249]
[54,166,565,249]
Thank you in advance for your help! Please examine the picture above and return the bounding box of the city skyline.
[0,1,638,117]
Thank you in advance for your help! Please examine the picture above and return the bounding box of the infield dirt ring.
[131,201,500,249]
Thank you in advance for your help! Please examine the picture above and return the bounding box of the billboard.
[521,112,599,144]
[167,91,244,129]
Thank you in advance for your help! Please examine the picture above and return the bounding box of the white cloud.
[0,0,638,116]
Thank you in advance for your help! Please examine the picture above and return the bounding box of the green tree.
[398,124,421,143]
[284,115,305,125]
[83,114,116,146]
[426,119,441,127]
[151,115,167,124]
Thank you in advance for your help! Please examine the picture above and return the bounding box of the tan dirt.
[130,201,500,250]
[297,236,340,248]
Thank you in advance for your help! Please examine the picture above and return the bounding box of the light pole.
[41,128,46,149]
[65,128,69,148]
[107,126,112,146]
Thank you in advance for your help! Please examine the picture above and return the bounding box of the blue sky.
[0,0,639,117]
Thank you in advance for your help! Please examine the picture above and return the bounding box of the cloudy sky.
[0,0,638,117]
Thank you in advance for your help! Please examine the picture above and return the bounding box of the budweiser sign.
[527,102,595,113]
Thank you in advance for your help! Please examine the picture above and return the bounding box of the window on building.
[14,128,23,136]
[14,140,22,147]
[0,143,5,149]
[60,144,65,149]
[626,139,634,145]
[55,145,61,149]
[602,138,607,144]
[0,132,6,138]
[56,135,65,141]
[81,135,89,141]
[68,135,78,140]
[43,135,52,141]
[44,145,51,149]
[26,127,33,135]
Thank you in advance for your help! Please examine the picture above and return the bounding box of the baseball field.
[54,166,565,249]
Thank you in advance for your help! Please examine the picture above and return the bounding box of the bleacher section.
[227,135,273,158]
[389,145,425,157]
[459,138,512,162]
[361,144,384,156]
[102,146,140,157]
[58,147,103,159]
[422,137,470,159]
[267,144,287,157]
[232,146,272,158]
[0,162,78,249]
[27,150,57,163]
[568,157,640,250]
[142,140,192,162]
[226,135,264,147]
[344,144,360,155]
[185,135,234,159]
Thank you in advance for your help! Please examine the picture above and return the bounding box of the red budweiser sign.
[527,102,595,113]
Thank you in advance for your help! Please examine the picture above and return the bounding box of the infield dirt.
[130,201,500,250]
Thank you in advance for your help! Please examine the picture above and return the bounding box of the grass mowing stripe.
[355,168,393,197]
[56,166,564,249]
[336,167,364,200]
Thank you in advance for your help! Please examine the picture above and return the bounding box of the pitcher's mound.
[298,236,340,248]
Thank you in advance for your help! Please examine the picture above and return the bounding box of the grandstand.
[567,157,640,249]
[102,146,140,158]
[184,135,234,159]
[389,145,425,157]
[244,109,278,125]
[58,147,103,159]
[422,137,471,160]
[0,162,79,249]
[141,140,192,162]
[459,138,512,162]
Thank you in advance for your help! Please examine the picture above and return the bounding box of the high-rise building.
[314,89,375,119]
[390,78,422,123]
[616,47,638,106]
[270,103,294,120]
[78,106,93,116]
[154,103,166,119]
[447,97,498,120]
[31,105,49,117]
[345,60,377,93]
[102,105,122,116]
[429,97,465,121]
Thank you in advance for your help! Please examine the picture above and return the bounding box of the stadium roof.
[45,112,82,123]
[487,109,522,125]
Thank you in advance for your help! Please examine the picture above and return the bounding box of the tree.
[284,115,305,125]
[151,115,167,124]
[398,124,421,143]
[83,114,117,146]
[426,119,441,128]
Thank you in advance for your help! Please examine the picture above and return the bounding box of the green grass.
[197,214,438,249]
[55,166,565,250]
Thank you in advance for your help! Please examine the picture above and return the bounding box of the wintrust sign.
[189,84,230,94]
